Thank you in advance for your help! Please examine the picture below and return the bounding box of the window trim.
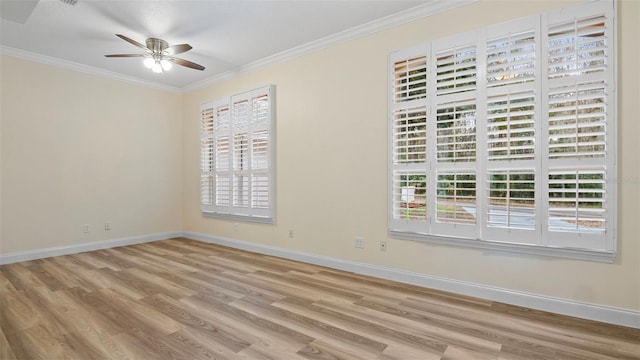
[200,85,276,223]
[389,230,615,263]
[388,0,616,262]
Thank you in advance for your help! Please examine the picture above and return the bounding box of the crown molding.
[181,0,477,93]
[0,45,182,94]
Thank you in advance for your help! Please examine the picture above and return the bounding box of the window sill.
[389,230,616,263]
[202,211,274,224]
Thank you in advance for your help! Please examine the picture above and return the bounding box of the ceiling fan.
[105,34,205,73]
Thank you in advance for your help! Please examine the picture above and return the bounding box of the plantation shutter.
[486,93,536,161]
[200,106,214,209]
[200,99,230,213]
[388,0,614,258]
[543,1,614,250]
[483,16,540,244]
[389,45,429,234]
[486,29,536,88]
[435,44,477,96]
[200,85,274,221]
[249,92,271,213]
[486,170,537,242]
[430,32,478,239]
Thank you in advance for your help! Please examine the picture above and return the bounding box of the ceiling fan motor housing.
[146,38,169,55]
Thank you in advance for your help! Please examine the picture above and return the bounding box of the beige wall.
[182,0,640,311]
[1,56,183,253]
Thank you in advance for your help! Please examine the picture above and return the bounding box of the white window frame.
[388,1,616,262]
[200,85,275,223]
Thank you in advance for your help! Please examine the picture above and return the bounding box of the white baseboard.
[0,232,182,265]
[184,231,640,329]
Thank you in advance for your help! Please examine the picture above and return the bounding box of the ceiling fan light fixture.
[151,61,163,74]
[160,59,172,71]
[143,57,154,69]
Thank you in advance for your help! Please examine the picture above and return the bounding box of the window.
[201,85,275,222]
[388,1,615,261]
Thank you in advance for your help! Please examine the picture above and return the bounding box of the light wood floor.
[1,238,638,360]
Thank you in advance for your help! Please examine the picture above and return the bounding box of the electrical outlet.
[104,223,111,231]
[380,240,387,251]
[289,230,294,239]
[355,237,364,249]
[83,224,89,233]
[233,223,239,232]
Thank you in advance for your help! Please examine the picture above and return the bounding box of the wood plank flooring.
[1,238,638,359]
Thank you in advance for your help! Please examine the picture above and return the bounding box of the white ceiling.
[0,0,451,92]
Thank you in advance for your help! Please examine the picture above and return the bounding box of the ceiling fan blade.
[165,44,192,55]
[104,54,146,57]
[171,57,205,71]
[115,34,150,52]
